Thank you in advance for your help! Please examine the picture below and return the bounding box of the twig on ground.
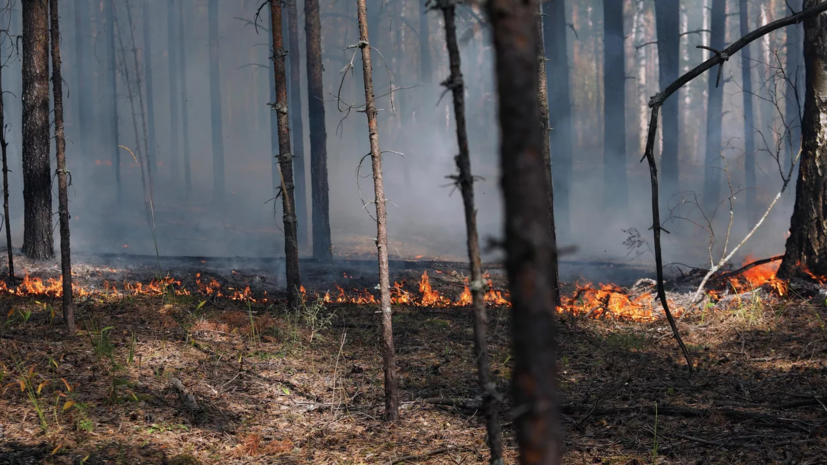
[387,445,465,465]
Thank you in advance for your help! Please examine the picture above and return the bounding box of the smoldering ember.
[2,0,827,463]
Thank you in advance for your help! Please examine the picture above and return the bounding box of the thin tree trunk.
[73,0,91,183]
[655,0,680,206]
[778,0,827,278]
[22,0,54,260]
[740,0,757,224]
[487,0,562,461]
[270,0,302,308]
[50,0,74,333]
[356,0,398,422]
[106,0,121,203]
[437,2,503,461]
[0,44,13,282]
[167,0,180,184]
[785,0,804,199]
[269,8,279,194]
[603,0,627,213]
[543,0,571,240]
[702,0,726,212]
[208,0,225,202]
[418,0,431,83]
[305,0,332,260]
[142,1,156,178]
[287,0,308,250]
[177,0,191,196]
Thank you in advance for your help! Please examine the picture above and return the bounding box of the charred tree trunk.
[269,8,279,194]
[418,0,431,83]
[106,0,121,203]
[305,0,332,260]
[487,0,562,462]
[740,0,756,224]
[177,0,192,196]
[73,0,91,183]
[22,0,54,260]
[167,0,180,184]
[654,0,680,205]
[50,0,73,333]
[702,0,726,212]
[287,0,308,250]
[270,0,302,308]
[357,0,398,422]
[543,0,571,239]
[437,1,504,461]
[786,0,804,194]
[778,0,827,279]
[603,0,627,213]
[142,1,157,182]
[0,44,13,282]
[208,0,225,202]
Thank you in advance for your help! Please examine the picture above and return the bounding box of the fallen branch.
[422,397,482,410]
[722,254,785,279]
[388,445,465,465]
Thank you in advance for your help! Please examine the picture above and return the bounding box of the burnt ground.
[0,253,826,464]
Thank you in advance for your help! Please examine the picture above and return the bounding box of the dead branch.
[722,254,785,278]
[387,446,465,465]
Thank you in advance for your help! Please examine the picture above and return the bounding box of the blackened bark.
[603,0,627,212]
[167,0,180,183]
[487,0,562,461]
[786,0,804,182]
[106,0,120,203]
[702,0,726,212]
[543,0,570,239]
[73,0,91,182]
[50,0,73,333]
[22,0,54,260]
[142,1,156,178]
[177,0,192,195]
[438,1,503,461]
[418,0,431,83]
[654,0,680,204]
[740,0,756,224]
[357,0,398,422]
[270,0,302,308]
[269,8,279,194]
[209,0,225,201]
[0,45,13,281]
[304,0,332,260]
[287,0,308,250]
[778,0,827,278]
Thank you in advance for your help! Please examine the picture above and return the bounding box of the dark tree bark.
[702,0,726,212]
[22,0,54,260]
[543,0,571,239]
[740,0,756,224]
[269,8,279,194]
[304,0,332,260]
[286,0,308,250]
[654,0,680,204]
[209,0,225,201]
[778,0,827,279]
[437,1,504,461]
[106,0,121,203]
[73,0,91,182]
[142,1,156,178]
[50,0,74,333]
[0,43,14,282]
[418,0,431,83]
[167,0,180,183]
[487,0,562,462]
[786,0,804,187]
[270,0,302,308]
[603,0,627,212]
[177,0,192,195]
[357,0,398,422]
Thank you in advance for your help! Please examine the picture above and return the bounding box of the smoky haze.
[0,0,799,275]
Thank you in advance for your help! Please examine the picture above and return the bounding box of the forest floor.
[0,272,826,464]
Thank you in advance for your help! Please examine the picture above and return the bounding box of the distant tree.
[22,0,54,260]
[0,31,13,282]
[73,0,92,182]
[785,0,804,186]
[167,0,180,185]
[702,0,726,212]
[106,0,121,202]
[209,0,225,202]
[178,0,192,195]
[286,0,308,250]
[739,0,756,224]
[654,0,680,205]
[603,0,627,213]
[488,0,562,462]
[49,0,74,333]
[142,0,157,179]
[418,0,431,83]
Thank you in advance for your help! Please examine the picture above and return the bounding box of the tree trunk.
[487,0,562,462]
[208,0,225,202]
[286,0,308,250]
[270,0,302,308]
[778,0,827,279]
[178,0,192,196]
[543,0,571,240]
[49,0,73,334]
[785,0,804,201]
[0,40,14,282]
[167,0,180,184]
[305,0,332,260]
[740,0,756,224]
[269,8,279,194]
[418,0,431,83]
[22,0,54,260]
[603,0,627,213]
[73,0,91,183]
[654,0,680,205]
[356,0,398,422]
[437,2,504,461]
[702,0,726,212]
[142,1,156,179]
[106,0,120,203]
